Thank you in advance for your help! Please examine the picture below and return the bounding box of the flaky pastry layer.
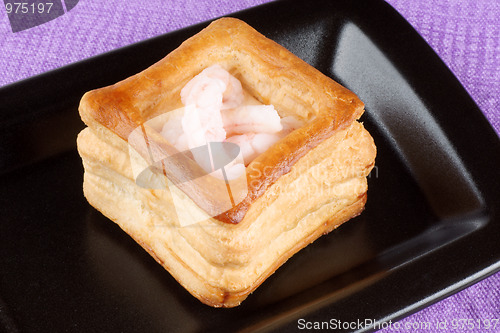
[78,119,375,307]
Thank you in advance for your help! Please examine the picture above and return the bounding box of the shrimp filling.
[160,65,302,178]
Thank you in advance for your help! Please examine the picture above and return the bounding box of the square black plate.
[0,0,499,332]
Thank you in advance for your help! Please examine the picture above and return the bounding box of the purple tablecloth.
[0,0,498,331]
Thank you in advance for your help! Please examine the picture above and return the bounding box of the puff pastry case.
[77,18,376,307]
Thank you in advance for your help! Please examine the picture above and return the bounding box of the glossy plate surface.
[0,0,499,332]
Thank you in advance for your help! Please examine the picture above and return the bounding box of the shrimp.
[160,110,189,152]
[222,75,244,109]
[181,104,226,147]
[279,115,305,137]
[222,115,303,165]
[178,65,247,173]
[222,105,283,136]
[178,65,250,148]
[161,65,304,175]
[225,132,282,165]
[181,64,244,110]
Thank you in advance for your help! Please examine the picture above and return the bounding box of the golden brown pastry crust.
[77,17,376,307]
[79,17,366,224]
[77,120,375,307]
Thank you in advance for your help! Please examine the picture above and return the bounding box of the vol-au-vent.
[76,17,376,307]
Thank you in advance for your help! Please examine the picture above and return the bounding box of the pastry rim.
[78,17,366,224]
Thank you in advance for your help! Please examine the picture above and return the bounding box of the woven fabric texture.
[0,0,498,331]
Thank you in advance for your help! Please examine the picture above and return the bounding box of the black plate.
[1,0,499,332]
